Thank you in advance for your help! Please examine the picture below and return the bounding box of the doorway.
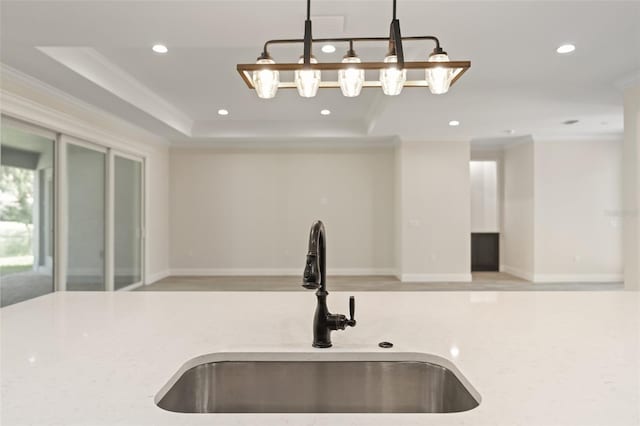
[0,123,56,306]
[1,116,147,306]
[469,160,500,273]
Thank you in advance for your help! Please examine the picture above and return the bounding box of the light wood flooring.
[138,272,623,292]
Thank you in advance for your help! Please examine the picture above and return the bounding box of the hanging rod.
[261,36,442,58]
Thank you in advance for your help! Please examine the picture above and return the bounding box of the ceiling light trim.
[556,44,576,54]
[321,44,336,53]
[152,44,169,54]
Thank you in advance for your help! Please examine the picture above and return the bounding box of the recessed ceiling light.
[320,109,331,116]
[218,109,229,116]
[556,44,576,54]
[152,44,168,54]
[563,119,579,125]
[504,129,515,135]
[450,346,460,358]
[321,44,336,53]
[449,120,460,127]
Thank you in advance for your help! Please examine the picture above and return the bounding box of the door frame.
[61,136,109,291]
[57,136,146,292]
[1,106,153,295]
[110,150,145,291]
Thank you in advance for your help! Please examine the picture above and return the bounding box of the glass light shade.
[252,58,279,99]
[295,57,321,98]
[338,56,364,97]
[426,53,454,95]
[379,55,406,96]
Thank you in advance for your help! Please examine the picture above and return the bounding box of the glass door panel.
[0,123,55,306]
[66,143,106,291]
[113,155,143,290]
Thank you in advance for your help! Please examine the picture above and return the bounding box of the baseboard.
[501,265,623,283]
[167,268,395,277]
[400,273,472,283]
[146,269,170,284]
[533,274,624,283]
[117,281,144,292]
[501,265,535,281]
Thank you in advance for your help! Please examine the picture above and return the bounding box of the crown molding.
[36,47,194,136]
[532,132,624,143]
[170,135,397,150]
[1,63,170,153]
[615,70,640,91]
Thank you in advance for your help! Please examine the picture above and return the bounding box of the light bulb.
[252,58,279,99]
[295,56,321,98]
[426,52,454,95]
[379,55,406,96]
[339,56,364,97]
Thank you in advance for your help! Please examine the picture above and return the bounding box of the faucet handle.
[347,296,356,327]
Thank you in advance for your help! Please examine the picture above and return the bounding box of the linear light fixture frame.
[237,0,470,92]
[237,59,470,90]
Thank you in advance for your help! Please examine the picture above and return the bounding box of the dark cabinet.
[471,233,499,272]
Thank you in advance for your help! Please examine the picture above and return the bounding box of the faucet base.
[312,342,332,349]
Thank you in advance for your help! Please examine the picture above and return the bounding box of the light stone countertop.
[1,291,639,426]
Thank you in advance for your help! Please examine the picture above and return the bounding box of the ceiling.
[1,1,639,145]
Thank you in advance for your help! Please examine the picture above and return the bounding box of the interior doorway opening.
[0,124,55,307]
[469,160,500,273]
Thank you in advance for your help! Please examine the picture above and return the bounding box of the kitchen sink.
[155,352,480,413]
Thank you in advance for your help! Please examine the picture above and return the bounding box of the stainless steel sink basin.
[156,352,480,413]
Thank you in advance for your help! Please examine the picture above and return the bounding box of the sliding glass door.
[0,121,56,307]
[66,142,106,291]
[113,154,143,290]
[1,116,147,305]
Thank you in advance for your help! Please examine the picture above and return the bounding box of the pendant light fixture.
[295,56,321,97]
[338,41,365,97]
[426,48,454,95]
[252,54,279,99]
[237,0,470,98]
[380,54,406,96]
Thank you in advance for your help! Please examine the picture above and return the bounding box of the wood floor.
[138,272,623,292]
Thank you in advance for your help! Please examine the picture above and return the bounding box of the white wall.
[534,139,623,282]
[394,143,403,276]
[470,161,499,232]
[398,141,471,282]
[145,145,170,283]
[502,139,535,280]
[502,137,624,283]
[623,85,640,290]
[169,146,395,275]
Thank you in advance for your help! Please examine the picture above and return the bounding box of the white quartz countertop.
[1,291,639,426]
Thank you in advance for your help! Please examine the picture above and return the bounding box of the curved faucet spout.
[301,220,356,348]
[302,220,326,291]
